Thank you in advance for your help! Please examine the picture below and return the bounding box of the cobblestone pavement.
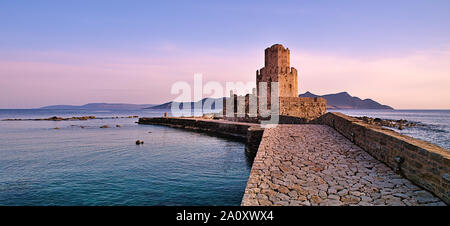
[241,125,446,206]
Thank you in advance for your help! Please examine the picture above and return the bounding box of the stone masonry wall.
[138,117,255,140]
[222,96,327,123]
[318,112,450,204]
[139,117,264,158]
[279,97,327,121]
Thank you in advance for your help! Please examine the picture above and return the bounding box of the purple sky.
[1,0,449,109]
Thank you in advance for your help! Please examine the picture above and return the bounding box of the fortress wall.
[138,117,253,140]
[279,97,327,121]
[138,117,264,156]
[318,112,450,204]
[222,96,327,123]
[278,68,298,97]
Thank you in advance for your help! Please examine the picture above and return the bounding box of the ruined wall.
[279,97,327,121]
[318,112,450,204]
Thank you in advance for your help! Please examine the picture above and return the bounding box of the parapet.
[317,112,450,204]
[265,44,289,52]
[264,44,290,68]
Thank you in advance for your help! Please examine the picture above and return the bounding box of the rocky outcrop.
[355,116,420,130]
[2,115,138,121]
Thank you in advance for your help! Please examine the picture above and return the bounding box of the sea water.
[0,109,251,205]
[0,109,448,205]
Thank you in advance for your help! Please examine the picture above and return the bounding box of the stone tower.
[256,44,298,99]
[222,44,326,123]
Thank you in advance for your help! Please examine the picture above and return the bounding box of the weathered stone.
[413,191,440,204]
[287,190,298,198]
[349,191,363,197]
[240,124,447,206]
[319,191,328,199]
[392,193,409,199]
[310,195,322,205]
[337,189,349,196]
[341,195,360,205]
[320,199,343,206]
[327,187,338,194]
[258,199,272,206]
[276,192,290,201]
[357,201,374,206]
[278,186,290,194]
[318,183,328,191]
[260,183,269,189]
[424,202,447,206]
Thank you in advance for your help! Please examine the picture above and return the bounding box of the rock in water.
[100,125,109,128]
[136,140,144,145]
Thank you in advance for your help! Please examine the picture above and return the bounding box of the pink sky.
[1,45,449,109]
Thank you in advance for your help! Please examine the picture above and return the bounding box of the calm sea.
[0,109,448,206]
[0,109,251,206]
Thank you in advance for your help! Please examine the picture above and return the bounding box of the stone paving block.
[241,125,447,206]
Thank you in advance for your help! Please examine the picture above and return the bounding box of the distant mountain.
[147,98,223,110]
[40,103,156,110]
[148,92,392,110]
[299,91,393,110]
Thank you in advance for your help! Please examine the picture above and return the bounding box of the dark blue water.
[330,109,450,149]
[0,109,251,206]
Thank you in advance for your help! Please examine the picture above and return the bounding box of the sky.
[1,0,449,109]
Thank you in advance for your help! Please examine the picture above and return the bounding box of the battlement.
[258,67,297,78]
[265,44,290,68]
